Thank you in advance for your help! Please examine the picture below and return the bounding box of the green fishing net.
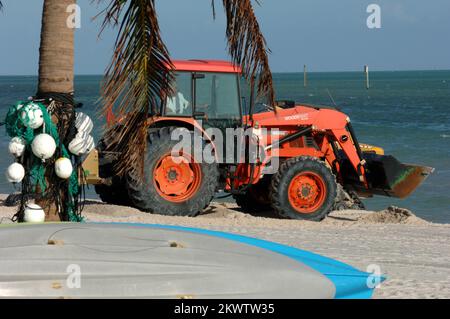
[5,101,83,222]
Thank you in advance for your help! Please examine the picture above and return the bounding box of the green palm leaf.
[98,0,173,176]
[219,0,275,105]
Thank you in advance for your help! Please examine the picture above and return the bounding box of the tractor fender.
[149,117,219,162]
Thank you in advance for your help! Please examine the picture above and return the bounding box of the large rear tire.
[126,127,219,216]
[95,134,131,206]
[270,156,337,221]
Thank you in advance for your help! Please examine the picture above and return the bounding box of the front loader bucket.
[363,153,434,198]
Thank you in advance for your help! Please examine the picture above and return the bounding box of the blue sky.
[0,0,449,75]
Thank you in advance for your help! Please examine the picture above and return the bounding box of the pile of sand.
[357,206,429,225]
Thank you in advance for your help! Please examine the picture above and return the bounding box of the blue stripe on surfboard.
[90,222,385,299]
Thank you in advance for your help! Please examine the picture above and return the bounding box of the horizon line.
[1,68,450,77]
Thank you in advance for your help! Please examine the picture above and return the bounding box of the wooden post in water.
[303,65,307,88]
[364,65,370,89]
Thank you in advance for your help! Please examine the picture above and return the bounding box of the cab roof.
[171,59,242,74]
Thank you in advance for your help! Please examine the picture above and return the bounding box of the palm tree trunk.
[38,0,75,94]
[36,0,76,221]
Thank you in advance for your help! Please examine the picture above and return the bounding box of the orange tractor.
[90,60,433,221]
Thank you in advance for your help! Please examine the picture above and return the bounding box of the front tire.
[270,156,337,221]
[126,127,219,216]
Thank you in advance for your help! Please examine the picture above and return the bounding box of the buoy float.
[23,203,45,223]
[31,133,56,160]
[75,112,94,134]
[20,103,44,129]
[8,137,26,157]
[6,162,25,183]
[55,157,73,179]
[69,132,95,156]
[85,135,95,153]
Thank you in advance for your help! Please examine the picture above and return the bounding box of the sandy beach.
[0,194,449,299]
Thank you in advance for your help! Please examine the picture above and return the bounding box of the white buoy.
[68,132,94,156]
[6,162,25,183]
[21,103,44,129]
[85,135,95,153]
[75,112,94,134]
[8,137,26,157]
[31,133,56,160]
[23,203,45,223]
[55,157,73,179]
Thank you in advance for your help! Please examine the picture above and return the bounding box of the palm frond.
[98,0,173,176]
[219,0,275,105]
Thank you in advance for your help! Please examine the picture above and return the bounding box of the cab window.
[163,72,192,116]
[195,73,241,120]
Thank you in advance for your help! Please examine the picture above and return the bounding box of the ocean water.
[1,71,449,223]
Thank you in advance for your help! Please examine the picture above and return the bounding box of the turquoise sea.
[1,71,449,223]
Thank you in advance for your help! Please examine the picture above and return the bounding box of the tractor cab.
[161,60,244,129]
